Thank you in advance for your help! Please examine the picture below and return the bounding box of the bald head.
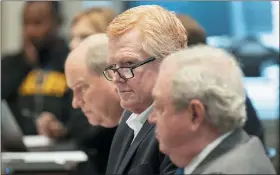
[83,34,109,75]
[65,33,109,87]
[66,33,109,74]
[65,33,122,128]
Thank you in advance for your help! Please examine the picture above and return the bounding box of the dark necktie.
[175,168,184,174]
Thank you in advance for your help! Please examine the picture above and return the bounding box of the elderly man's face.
[148,62,195,167]
[107,29,160,113]
[65,56,119,128]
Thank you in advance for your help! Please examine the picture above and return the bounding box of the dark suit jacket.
[106,109,177,174]
[67,109,117,175]
[244,96,264,145]
[191,129,276,174]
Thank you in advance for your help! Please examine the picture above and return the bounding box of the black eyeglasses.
[103,57,156,81]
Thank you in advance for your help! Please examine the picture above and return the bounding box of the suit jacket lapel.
[192,129,250,174]
[117,107,155,174]
[109,110,132,173]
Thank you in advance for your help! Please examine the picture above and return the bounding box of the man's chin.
[120,100,133,110]
[170,154,188,168]
[100,121,118,128]
[159,143,170,155]
[88,118,101,126]
[88,118,118,128]
[120,100,142,113]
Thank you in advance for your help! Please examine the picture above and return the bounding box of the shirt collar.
[184,131,233,174]
[126,105,153,135]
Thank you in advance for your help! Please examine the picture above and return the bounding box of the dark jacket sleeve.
[243,95,265,144]
[59,89,107,146]
[65,104,117,174]
[66,109,105,146]
[62,90,116,147]
[1,53,32,100]
[66,108,117,150]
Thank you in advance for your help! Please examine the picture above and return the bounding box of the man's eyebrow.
[72,79,85,89]
[114,53,141,63]
[118,57,139,63]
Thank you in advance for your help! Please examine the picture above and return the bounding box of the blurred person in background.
[1,1,70,138]
[1,4,118,174]
[70,7,115,50]
[176,14,266,146]
[149,45,276,174]
[65,8,118,175]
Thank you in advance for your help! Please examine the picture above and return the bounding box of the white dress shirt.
[184,131,233,174]
[126,105,152,143]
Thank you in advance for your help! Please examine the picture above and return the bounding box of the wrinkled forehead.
[153,82,172,107]
[66,66,87,88]
[154,61,176,97]
[65,56,88,88]
[107,30,143,64]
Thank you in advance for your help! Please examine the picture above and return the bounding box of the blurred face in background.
[70,8,115,51]
[70,16,97,50]
[23,2,58,51]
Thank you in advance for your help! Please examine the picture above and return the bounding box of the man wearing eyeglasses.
[103,5,186,174]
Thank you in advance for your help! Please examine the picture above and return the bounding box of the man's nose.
[25,25,40,39]
[112,71,125,83]
[69,38,80,51]
[72,97,83,109]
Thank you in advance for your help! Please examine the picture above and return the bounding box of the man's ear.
[188,99,206,130]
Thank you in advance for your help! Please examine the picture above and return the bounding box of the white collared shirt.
[126,105,152,143]
[184,131,233,174]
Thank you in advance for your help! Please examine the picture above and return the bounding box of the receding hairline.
[78,33,108,49]
[79,34,109,74]
[65,47,87,69]
[66,34,106,71]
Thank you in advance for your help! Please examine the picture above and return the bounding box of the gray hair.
[166,45,247,133]
[80,33,109,75]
